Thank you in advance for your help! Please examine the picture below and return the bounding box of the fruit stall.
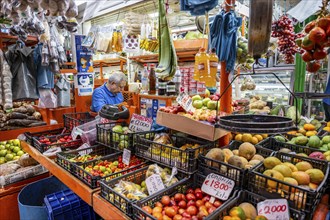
[3,0,330,220]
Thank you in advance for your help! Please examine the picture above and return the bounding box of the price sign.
[145,174,165,195]
[122,149,131,166]
[129,113,153,132]
[201,173,235,200]
[77,143,92,156]
[257,199,290,220]
[176,92,195,113]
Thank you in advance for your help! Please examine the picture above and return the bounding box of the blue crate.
[44,189,95,220]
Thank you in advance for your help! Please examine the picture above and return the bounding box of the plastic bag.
[55,76,70,107]
[145,164,179,187]
[113,180,148,201]
[240,75,256,91]
[38,88,57,108]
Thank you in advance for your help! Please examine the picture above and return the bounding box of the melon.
[239,142,256,160]
[239,202,257,219]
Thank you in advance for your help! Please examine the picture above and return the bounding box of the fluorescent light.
[148,12,158,18]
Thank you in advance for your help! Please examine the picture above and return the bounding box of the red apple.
[195,200,204,207]
[178,208,185,214]
[208,206,217,214]
[186,193,196,201]
[186,206,198,216]
[213,200,222,208]
[186,188,194,194]
[194,188,202,194]
[205,202,213,209]
[178,200,187,209]
[187,200,196,207]
[202,195,210,203]
[195,192,203,200]
[170,199,177,206]
[182,212,191,218]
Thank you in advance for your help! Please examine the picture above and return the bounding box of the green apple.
[112,125,123,133]
[0,145,5,150]
[192,95,202,102]
[120,135,129,141]
[0,149,7,157]
[13,139,20,146]
[93,165,100,171]
[118,140,129,150]
[0,141,7,145]
[100,166,106,172]
[193,100,203,109]
[207,100,218,110]
[13,146,21,153]
[5,144,10,149]
[5,153,14,161]
[202,98,211,106]
[0,157,5,164]
[13,156,20,160]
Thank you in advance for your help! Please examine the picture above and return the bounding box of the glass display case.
[232,66,295,107]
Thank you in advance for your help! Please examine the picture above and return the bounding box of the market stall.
[1,0,330,219]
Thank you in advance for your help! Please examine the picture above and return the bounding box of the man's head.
[106,72,127,94]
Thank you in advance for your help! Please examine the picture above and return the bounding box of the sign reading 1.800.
[201,173,235,200]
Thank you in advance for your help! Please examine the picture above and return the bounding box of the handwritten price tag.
[129,113,153,132]
[257,199,290,220]
[201,173,235,200]
[145,174,165,195]
[122,149,131,166]
[176,92,195,113]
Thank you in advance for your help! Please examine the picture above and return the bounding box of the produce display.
[236,37,254,70]
[68,154,102,163]
[0,139,25,164]
[113,165,179,201]
[140,187,223,219]
[286,119,322,137]
[248,96,270,114]
[82,155,143,178]
[222,204,265,220]
[233,133,268,145]
[250,153,328,212]
[34,134,82,152]
[0,102,45,131]
[271,15,302,64]
[204,142,269,170]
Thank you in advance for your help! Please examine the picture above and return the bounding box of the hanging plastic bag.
[38,88,57,109]
[56,76,71,107]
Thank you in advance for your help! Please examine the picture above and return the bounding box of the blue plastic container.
[44,189,95,220]
[18,176,68,220]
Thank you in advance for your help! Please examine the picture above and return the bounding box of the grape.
[271,15,304,64]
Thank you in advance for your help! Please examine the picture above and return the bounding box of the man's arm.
[91,90,107,112]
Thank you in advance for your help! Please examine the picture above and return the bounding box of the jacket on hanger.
[5,43,38,100]
[34,43,55,89]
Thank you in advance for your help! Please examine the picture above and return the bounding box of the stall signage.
[176,92,195,112]
[145,174,165,195]
[201,173,235,200]
[77,143,92,156]
[129,113,153,132]
[122,149,131,166]
[257,199,290,220]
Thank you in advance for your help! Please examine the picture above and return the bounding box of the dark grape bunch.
[271,15,304,64]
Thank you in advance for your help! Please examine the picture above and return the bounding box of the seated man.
[91,72,127,112]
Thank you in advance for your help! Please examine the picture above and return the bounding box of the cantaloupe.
[239,142,256,160]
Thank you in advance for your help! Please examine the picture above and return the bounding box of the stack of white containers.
[180,67,206,95]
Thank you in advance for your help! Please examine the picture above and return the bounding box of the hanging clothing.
[210,10,242,72]
[34,43,55,89]
[55,76,71,107]
[5,43,38,101]
[180,0,218,16]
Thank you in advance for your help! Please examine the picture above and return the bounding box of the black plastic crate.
[56,144,117,173]
[99,166,189,217]
[198,141,274,189]
[135,131,214,174]
[74,152,147,189]
[248,152,329,218]
[210,190,305,220]
[132,173,236,220]
[63,112,95,131]
[96,122,157,152]
[259,137,328,156]
[24,128,68,145]
[32,134,83,153]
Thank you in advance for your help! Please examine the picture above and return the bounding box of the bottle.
[158,78,167,95]
[194,48,201,81]
[198,48,212,86]
[208,48,218,87]
[141,64,149,94]
[166,79,176,96]
[173,68,182,95]
[148,64,156,94]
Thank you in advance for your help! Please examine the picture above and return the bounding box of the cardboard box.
[156,111,228,141]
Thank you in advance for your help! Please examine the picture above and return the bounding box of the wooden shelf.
[21,141,97,205]
[0,33,38,49]
[60,69,77,74]
[20,141,129,220]
[93,192,130,220]
[0,124,63,141]
[129,49,199,63]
